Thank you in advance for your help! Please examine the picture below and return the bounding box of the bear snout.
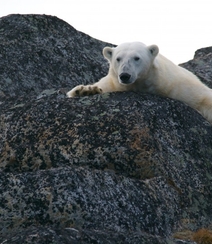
[119,73,131,84]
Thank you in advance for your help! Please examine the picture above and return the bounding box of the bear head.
[103,42,159,85]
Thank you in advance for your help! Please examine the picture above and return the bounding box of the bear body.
[67,42,212,123]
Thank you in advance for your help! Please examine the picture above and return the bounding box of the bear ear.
[148,45,159,58]
[103,47,114,61]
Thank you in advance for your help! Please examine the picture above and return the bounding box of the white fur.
[67,42,212,123]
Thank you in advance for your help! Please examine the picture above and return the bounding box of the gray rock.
[0,14,212,243]
[0,14,111,98]
[180,47,212,88]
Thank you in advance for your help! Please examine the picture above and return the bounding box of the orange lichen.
[192,228,212,244]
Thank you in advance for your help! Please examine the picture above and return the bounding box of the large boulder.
[0,14,212,244]
[0,14,110,98]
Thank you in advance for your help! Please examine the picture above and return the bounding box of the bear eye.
[134,57,140,61]
[116,57,121,62]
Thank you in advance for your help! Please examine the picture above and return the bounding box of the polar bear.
[67,42,212,123]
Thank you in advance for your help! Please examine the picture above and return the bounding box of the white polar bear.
[67,42,212,123]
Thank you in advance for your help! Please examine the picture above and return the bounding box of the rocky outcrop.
[0,14,212,243]
[180,46,212,88]
[0,14,110,99]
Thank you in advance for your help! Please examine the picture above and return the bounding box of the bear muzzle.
[119,73,132,84]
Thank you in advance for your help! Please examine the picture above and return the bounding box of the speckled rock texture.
[0,14,212,244]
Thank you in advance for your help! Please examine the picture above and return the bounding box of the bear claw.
[67,85,102,98]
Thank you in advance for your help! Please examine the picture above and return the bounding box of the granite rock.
[0,14,110,99]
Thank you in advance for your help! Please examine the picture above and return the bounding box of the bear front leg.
[66,85,103,98]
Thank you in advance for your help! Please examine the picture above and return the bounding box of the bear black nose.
[119,73,131,83]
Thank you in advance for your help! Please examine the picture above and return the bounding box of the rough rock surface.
[0,14,111,99]
[0,14,212,244]
[180,47,212,88]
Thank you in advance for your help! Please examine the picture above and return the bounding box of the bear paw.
[67,85,103,98]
